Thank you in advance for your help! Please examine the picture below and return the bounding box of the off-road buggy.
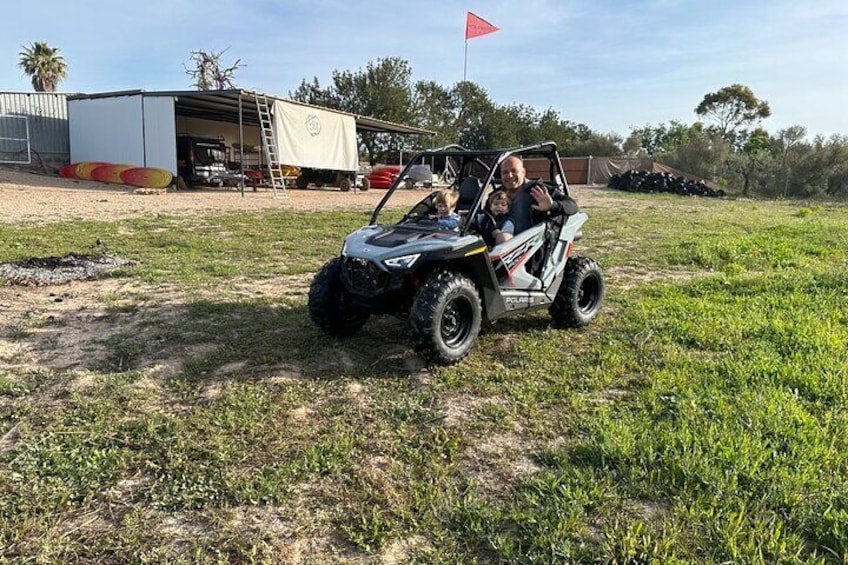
[308,141,605,364]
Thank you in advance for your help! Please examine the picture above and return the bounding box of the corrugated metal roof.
[67,89,435,136]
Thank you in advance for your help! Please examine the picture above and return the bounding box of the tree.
[772,125,807,197]
[412,80,458,147]
[290,77,338,108]
[487,103,537,148]
[660,127,731,182]
[535,109,579,151]
[451,81,497,149]
[291,56,630,163]
[568,125,623,157]
[628,120,693,155]
[825,135,848,197]
[622,132,645,156]
[18,41,68,92]
[185,48,243,90]
[292,57,416,164]
[728,127,773,196]
[767,129,848,198]
[695,84,771,142]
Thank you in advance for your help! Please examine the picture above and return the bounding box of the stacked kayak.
[364,165,401,189]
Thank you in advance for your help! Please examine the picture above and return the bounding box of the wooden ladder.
[254,93,288,199]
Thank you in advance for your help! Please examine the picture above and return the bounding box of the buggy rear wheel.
[549,256,604,327]
[308,258,370,336]
[410,272,482,365]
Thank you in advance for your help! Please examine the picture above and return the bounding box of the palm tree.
[18,41,68,92]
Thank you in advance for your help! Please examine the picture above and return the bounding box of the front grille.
[343,257,389,293]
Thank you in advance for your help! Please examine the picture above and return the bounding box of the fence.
[524,156,710,186]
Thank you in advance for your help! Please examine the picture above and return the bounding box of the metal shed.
[0,91,70,170]
[67,89,433,190]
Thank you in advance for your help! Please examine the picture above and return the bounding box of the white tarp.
[273,100,358,172]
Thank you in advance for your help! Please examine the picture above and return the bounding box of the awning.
[67,89,436,135]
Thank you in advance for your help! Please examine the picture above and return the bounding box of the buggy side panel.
[540,212,587,290]
[487,224,547,290]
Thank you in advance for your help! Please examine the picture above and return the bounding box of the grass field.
[1,191,846,563]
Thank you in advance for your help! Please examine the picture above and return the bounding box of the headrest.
[457,177,480,209]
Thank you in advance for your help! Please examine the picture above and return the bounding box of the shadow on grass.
[18,287,585,390]
[169,300,575,384]
[91,298,428,384]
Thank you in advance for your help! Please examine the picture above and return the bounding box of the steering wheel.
[466,210,496,235]
[402,212,439,226]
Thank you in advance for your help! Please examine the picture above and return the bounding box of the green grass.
[0,209,373,285]
[0,194,847,562]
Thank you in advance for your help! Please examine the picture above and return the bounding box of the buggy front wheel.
[410,272,482,365]
[308,258,370,336]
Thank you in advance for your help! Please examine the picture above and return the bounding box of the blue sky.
[2,0,846,139]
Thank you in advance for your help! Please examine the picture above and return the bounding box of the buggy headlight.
[383,253,421,269]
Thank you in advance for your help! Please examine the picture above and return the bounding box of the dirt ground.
[0,168,431,223]
[0,167,617,223]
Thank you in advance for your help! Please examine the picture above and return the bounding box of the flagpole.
[463,39,468,82]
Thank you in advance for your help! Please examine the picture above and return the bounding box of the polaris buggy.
[308,141,605,364]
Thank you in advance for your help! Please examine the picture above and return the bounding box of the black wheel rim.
[578,274,600,314]
[441,296,473,348]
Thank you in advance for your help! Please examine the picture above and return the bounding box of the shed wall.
[0,92,69,170]
[69,95,145,166]
[142,96,177,172]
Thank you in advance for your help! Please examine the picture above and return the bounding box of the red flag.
[465,12,499,40]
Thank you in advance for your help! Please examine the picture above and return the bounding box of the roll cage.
[369,141,572,232]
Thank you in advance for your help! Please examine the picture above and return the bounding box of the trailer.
[270,98,358,192]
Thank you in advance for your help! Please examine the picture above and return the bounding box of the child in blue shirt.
[433,189,460,230]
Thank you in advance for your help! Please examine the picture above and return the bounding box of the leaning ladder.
[254,93,288,198]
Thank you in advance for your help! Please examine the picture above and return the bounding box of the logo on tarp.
[305,114,322,136]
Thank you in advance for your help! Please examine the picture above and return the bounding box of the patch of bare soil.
[0,168,428,224]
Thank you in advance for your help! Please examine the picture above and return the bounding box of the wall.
[0,92,69,171]
[69,95,145,166]
[142,96,177,172]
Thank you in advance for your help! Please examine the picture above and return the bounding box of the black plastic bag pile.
[608,170,726,198]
